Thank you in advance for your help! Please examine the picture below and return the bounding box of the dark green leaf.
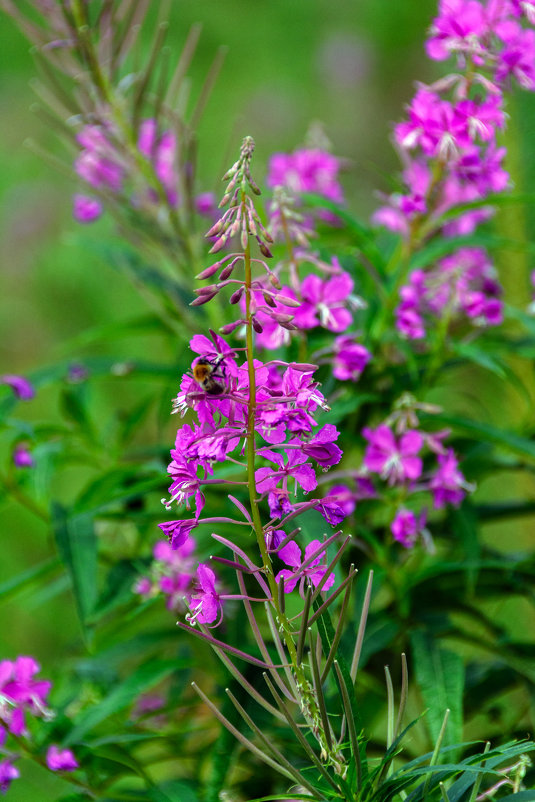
[65,659,182,745]
[51,503,98,631]
[411,631,464,751]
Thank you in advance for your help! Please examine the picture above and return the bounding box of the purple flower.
[275,539,336,593]
[0,656,52,736]
[138,119,179,205]
[75,125,123,192]
[158,518,197,550]
[46,745,78,772]
[332,336,371,381]
[293,271,355,333]
[187,564,222,626]
[73,194,103,223]
[391,508,427,548]
[430,449,471,508]
[1,375,34,401]
[267,148,344,203]
[13,445,34,469]
[426,0,488,63]
[255,446,318,495]
[0,760,19,794]
[301,424,343,467]
[362,425,423,485]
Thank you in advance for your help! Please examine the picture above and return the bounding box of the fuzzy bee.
[191,356,226,395]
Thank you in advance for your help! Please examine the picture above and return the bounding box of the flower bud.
[262,291,276,308]
[190,290,219,306]
[196,261,221,280]
[252,315,263,334]
[258,241,273,258]
[209,234,229,254]
[218,263,235,280]
[274,294,300,307]
[220,320,245,334]
[229,286,244,304]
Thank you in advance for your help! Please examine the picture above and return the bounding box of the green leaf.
[411,632,464,753]
[425,412,535,461]
[64,659,182,745]
[311,595,368,786]
[450,341,507,379]
[0,557,59,603]
[321,393,378,425]
[51,503,98,631]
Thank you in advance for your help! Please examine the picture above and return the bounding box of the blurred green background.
[1,2,535,799]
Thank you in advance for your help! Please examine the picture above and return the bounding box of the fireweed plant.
[1,0,535,800]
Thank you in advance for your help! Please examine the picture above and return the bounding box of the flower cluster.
[0,656,78,793]
[373,0,535,341]
[73,119,179,223]
[134,537,198,613]
[360,400,474,548]
[396,246,503,338]
[267,148,344,204]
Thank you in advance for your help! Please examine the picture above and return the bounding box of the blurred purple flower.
[13,445,34,469]
[46,745,78,772]
[1,375,34,401]
[0,760,19,794]
[73,194,103,223]
[362,424,423,485]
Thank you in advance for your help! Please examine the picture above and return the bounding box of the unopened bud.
[205,220,224,238]
[258,241,273,258]
[240,228,248,250]
[272,312,294,325]
[252,316,263,334]
[195,284,218,295]
[209,235,228,254]
[262,292,276,308]
[268,273,281,289]
[248,176,261,195]
[278,320,298,331]
[220,320,245,335]
[190,291,219,306]
[274,294,300,307]
[219,262,235,280]
[229,286,244,304]
[196,261,221,280]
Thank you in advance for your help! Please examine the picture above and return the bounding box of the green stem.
[241,193,345,778]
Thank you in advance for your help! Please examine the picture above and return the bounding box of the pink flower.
[187,564,221,626]
[332,336,371,380]
[362,425,423,485]
[46,745,78,772]
[0,656,51,736]
[275,539,335,594]
[73,194,103,223]
[430,449,471,508]
[1,375,34,401]
[293,271,355,333]
[267,149,344,203]
[138,119,179,205]
[426,0,488,62]
[301,425,343,468]
[157,518,197,550]
[0,760,19,793]
[391,508,427,548]
[13,445,34,469]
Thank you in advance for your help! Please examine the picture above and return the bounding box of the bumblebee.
[191,357,226,395]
